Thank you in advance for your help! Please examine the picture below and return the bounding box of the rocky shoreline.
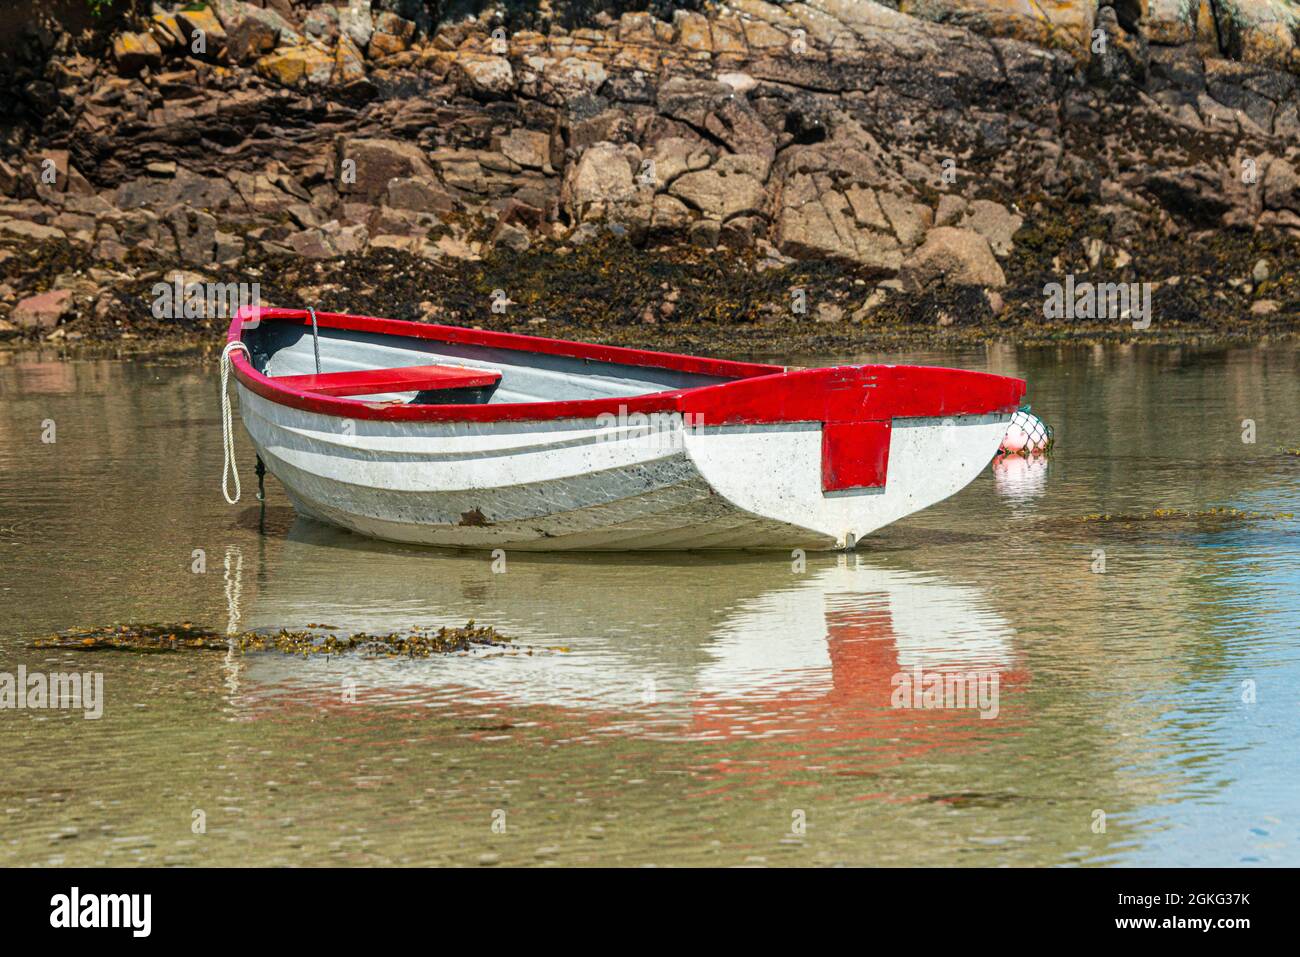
[1,0,1299,355]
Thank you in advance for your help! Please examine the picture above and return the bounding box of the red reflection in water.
[684,600,1030,789]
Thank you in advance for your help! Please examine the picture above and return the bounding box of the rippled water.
[1,343,1297,866]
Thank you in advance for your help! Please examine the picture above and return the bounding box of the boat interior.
[245,319,747,405]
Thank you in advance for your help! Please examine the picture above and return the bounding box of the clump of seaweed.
[236,621,510,657]
[32,623,230,653]
[1073,507,1294,524]
[32,621,512,657]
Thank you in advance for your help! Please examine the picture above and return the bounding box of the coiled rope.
[220,340,250,504]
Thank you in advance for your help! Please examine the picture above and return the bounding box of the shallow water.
[1,343,1297,866]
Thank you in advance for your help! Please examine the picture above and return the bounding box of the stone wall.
[1,1,1298,341]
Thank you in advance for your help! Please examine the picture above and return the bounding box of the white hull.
[236,385,1011,551]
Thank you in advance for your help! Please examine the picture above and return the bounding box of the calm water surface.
[1,343,1297,866]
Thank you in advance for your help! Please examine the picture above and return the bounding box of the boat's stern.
[679,365,1025,549]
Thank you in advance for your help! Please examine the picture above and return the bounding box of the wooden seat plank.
[274,364,501,397]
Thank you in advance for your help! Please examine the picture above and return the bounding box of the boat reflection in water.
[237,521,1027,754]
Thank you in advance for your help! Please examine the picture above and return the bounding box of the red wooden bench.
[273,364,502,398]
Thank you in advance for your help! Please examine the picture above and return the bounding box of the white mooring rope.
[220,340,251,504]
[309,306,321,374]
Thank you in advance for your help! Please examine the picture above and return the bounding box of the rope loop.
[220,340,251,504]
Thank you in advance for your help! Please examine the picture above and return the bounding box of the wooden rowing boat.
[224,307,1025,551]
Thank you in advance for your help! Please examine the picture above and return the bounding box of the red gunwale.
[225,308,1025,426]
